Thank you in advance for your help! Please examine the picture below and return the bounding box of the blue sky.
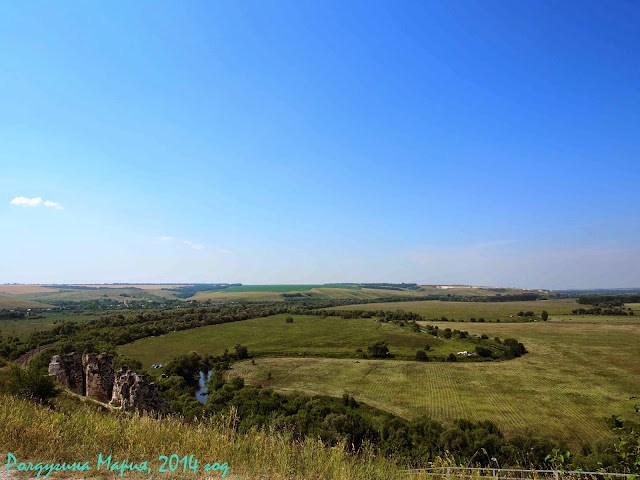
[1,1,638,288]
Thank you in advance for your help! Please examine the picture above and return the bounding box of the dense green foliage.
[578,294,640,306]
[572,306,634,316]
[2,365,58,402]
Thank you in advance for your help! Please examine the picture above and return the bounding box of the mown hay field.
[229,317,640,446]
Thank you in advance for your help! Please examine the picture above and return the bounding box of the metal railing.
[398,466,638,480]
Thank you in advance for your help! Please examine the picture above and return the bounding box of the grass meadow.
[0,294,52,310]
[222,284,361,292]
[229,317,640,447]
[0,311,101,336]
[118,314,478,369]
[328,299,580,321]
[187,286,430,303]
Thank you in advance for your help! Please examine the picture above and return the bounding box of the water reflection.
[196,370,212,403]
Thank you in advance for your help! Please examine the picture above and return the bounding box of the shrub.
[446,353,457,362]
[367,341,389,358]
[285,317,294,324]
[114,356,142,371]
[475,346,492,357]
[234,343,249,359]
[5,365,58,403]
[416,350,429,362]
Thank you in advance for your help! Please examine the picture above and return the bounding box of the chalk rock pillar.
[83,353,114,402]
[111,366,169,416]
[48,352,85,395]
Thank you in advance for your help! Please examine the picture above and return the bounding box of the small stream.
[196,370,212,403]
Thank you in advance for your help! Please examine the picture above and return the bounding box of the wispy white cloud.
[158,236,173,241]
[10,196,43,207]
[43,200,64,210]
[184,240,204,251]
[10,196,64,209]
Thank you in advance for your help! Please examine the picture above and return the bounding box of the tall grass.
[0,393,398,479]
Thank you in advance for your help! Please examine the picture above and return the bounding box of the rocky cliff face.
[48,353,85,395]
[48,353,168,415]
[111,366,169,416]
[83,353,114,402]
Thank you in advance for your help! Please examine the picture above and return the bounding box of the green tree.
[367,341,389,358]
[234,343,249,359]
[7,365,58,403]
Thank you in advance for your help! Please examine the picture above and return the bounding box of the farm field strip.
[327,299,581,321]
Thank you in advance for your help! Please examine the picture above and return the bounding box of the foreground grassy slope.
[119,314,477,369]
[230,318,640,446]
[0,393,397,480]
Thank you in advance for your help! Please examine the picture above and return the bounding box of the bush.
[475,346,492,358]
[416,350,429,362]
[114,356,142,371]
[234,344,249,359]
[285,317,294,324]
[367,341,389,358]
[446,353,457,362]
[5,365,58,403]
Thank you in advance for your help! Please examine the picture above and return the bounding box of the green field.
[0,294,53,310]
[0,311,98,336]
[118,314,482,370]
[230,317,640,446]
[116,299,640,445]
[0,283,551,307]
[11,288,179,303]
[328,298,580,321]
[187,286,422,303]
[221,284,360,292]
